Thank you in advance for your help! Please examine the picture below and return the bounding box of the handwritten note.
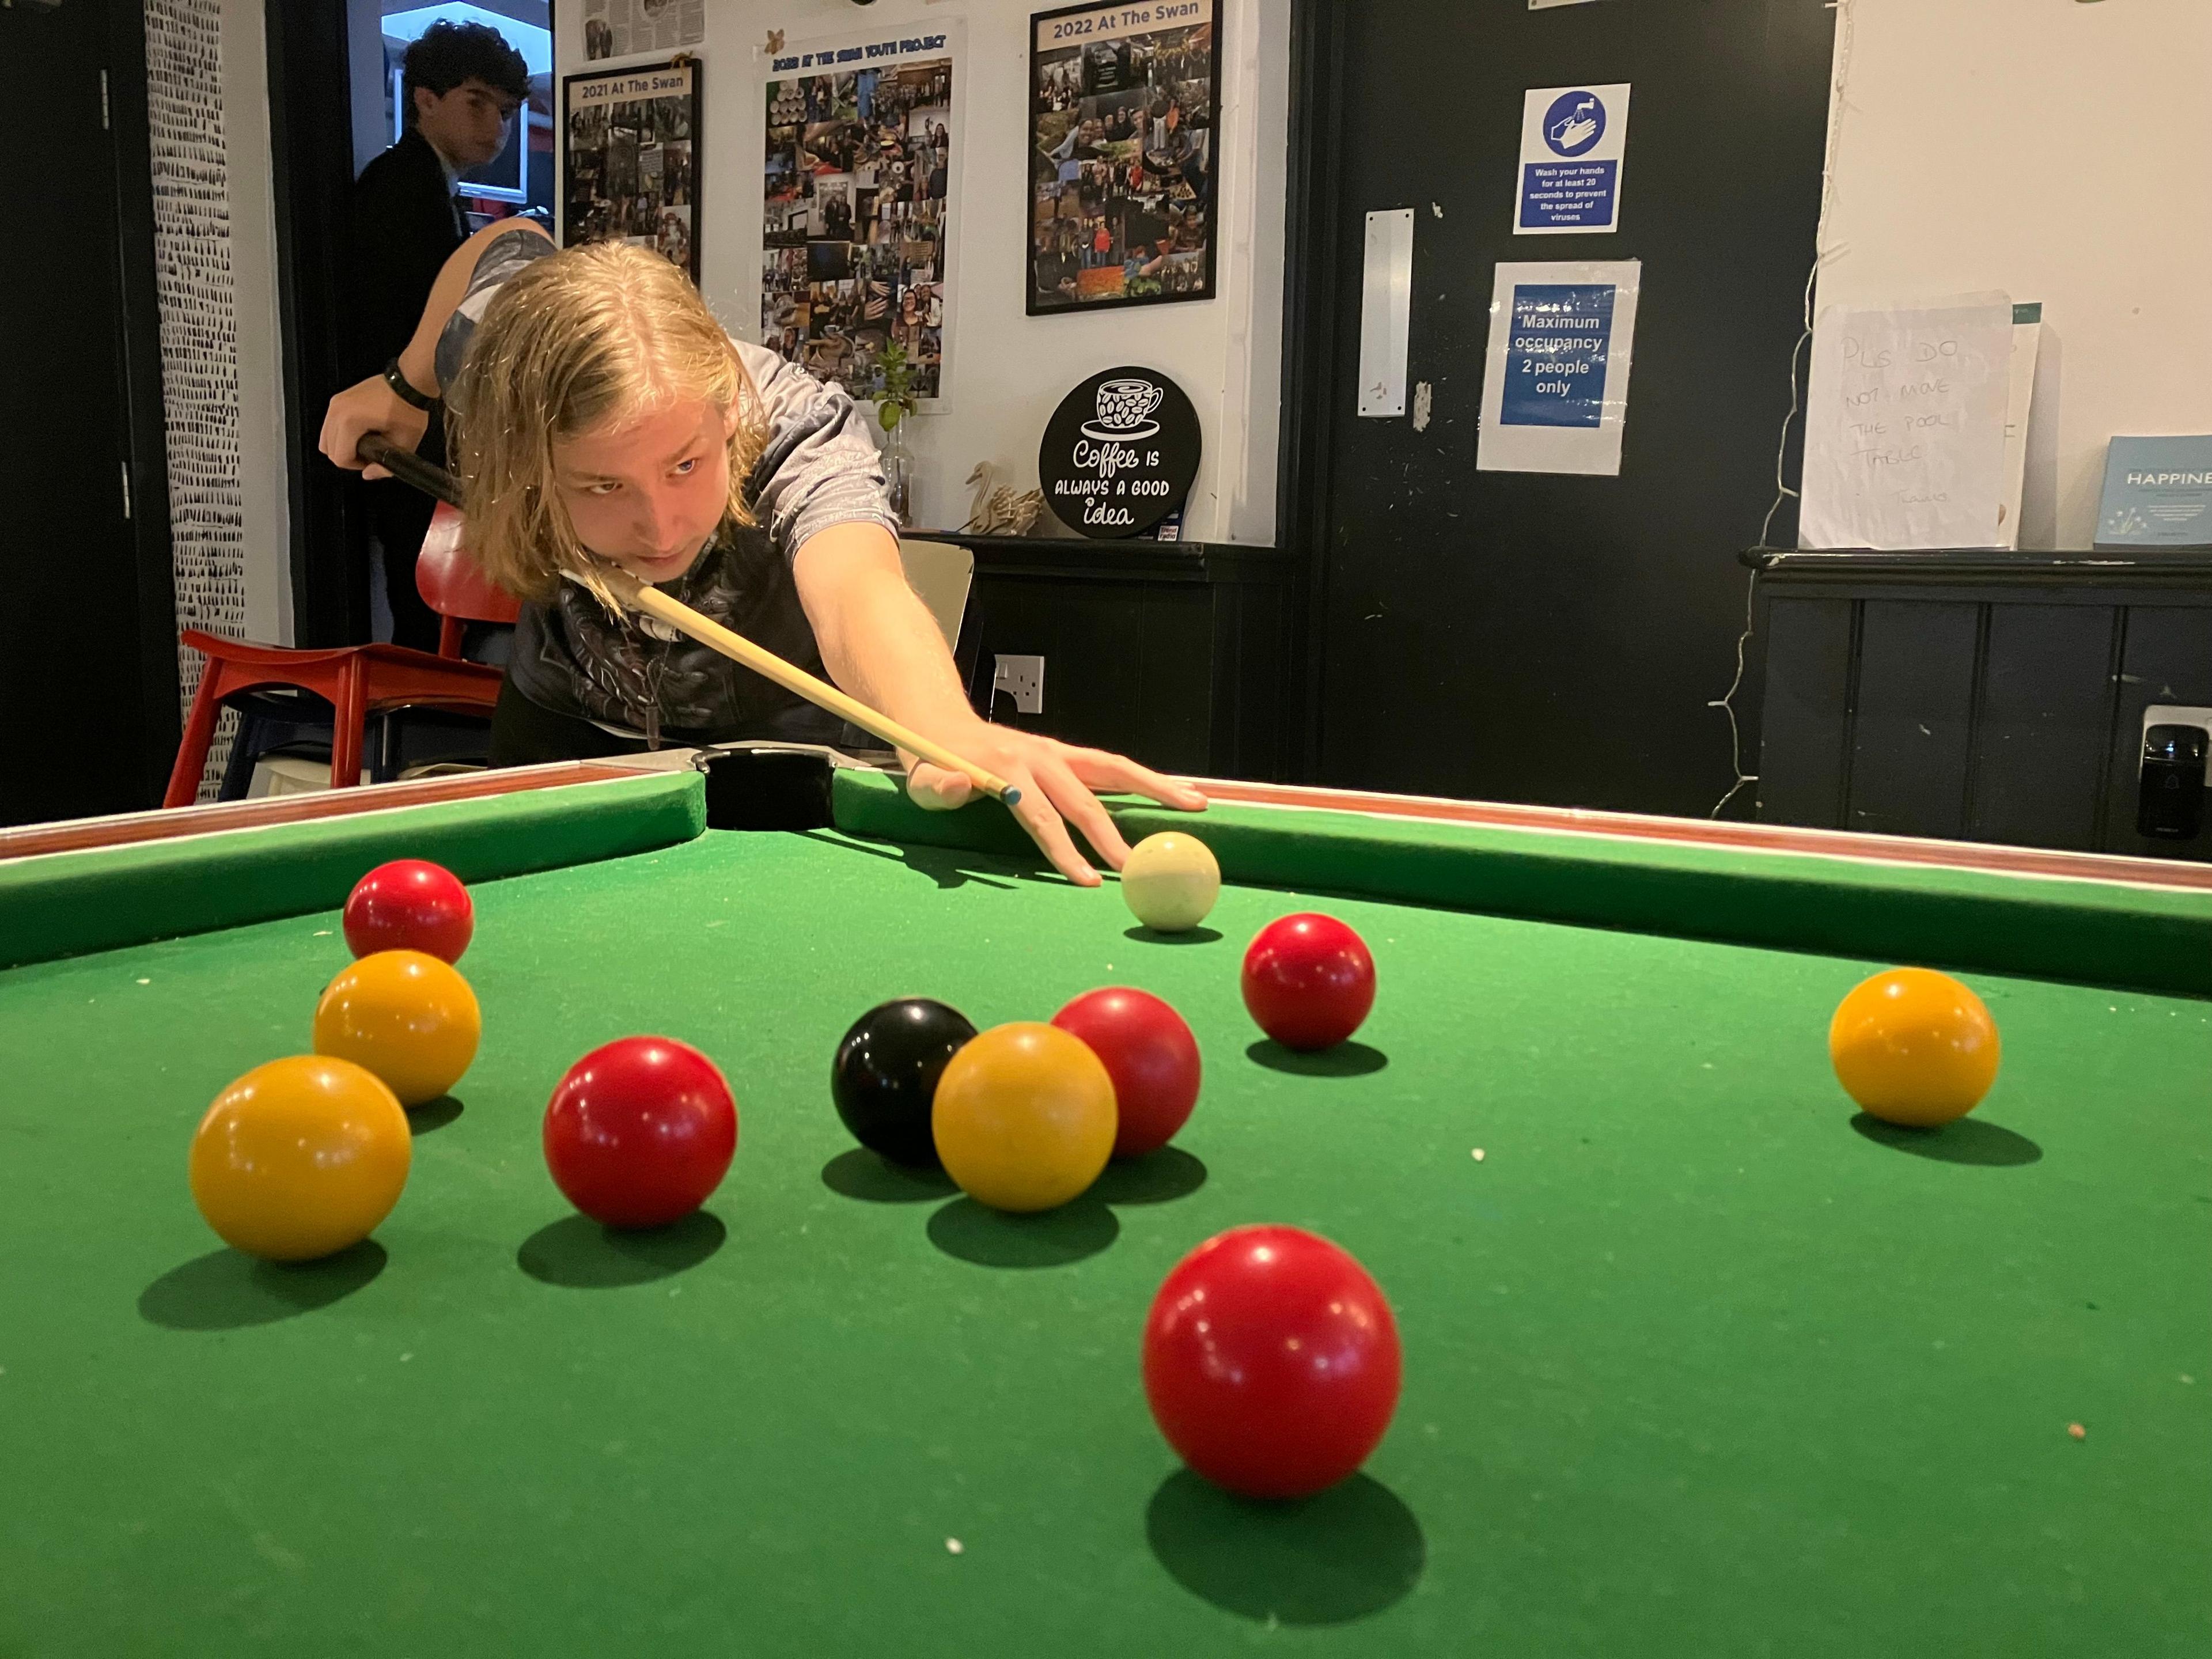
[1799,293,2012,550]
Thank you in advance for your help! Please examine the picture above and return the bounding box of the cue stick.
[354,433,1022,806]
[590,563,1020,805]
[358,433,464,508]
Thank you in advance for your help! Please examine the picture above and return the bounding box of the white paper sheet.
[1798,293,2013,550]
[1476,260,1641,476]
[1997,305,2042,550]
[584,0,704,59]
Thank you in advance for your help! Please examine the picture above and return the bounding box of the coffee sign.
[1038,366,1202,539]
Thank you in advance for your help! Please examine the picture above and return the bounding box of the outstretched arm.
[794,521,1206,886]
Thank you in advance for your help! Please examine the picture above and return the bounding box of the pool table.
[2,758,2207,1657]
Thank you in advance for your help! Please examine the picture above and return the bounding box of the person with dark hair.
[1035,223,1081,304]
[349,21,528,649]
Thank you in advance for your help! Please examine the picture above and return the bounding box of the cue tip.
[1001,786,1023,807]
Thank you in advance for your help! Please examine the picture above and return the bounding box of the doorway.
[1283,0,1835,817]
[0,0,179,824]
[268,0,554,650]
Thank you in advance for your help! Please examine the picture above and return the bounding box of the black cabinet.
[930,535,1298,783]
[1747,549,2212,859]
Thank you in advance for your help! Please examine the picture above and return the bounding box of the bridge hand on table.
[904,726,1207,887]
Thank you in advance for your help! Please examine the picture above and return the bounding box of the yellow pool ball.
[931,1022,1116,1212]
[312,949,480,1107]
[1120,831,1221,933]
[1828,967,2001,1128]
[189,1055,412,1260]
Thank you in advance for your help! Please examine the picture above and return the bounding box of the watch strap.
[382,357,438,411]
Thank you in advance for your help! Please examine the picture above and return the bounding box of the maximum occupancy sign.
[1039,366,1203,539]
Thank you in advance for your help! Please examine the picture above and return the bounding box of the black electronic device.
[2137,724,2209,840]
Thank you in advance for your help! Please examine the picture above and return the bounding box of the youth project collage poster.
[762,26,958,403]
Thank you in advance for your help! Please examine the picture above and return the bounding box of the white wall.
[223,0,293,642]
[554,0,1289,543]
[1816,0,2212,550]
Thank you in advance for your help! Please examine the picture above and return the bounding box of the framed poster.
[563,58,702,285]
[1027,1,1219,316]
[761,25,957,403]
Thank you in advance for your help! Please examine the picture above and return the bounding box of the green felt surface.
[0,771,706,971]
[1,812,2207,1656]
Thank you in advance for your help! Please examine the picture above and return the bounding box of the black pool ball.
[831,999,979,1166]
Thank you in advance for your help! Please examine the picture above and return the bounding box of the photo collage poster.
[762,29,957,403]
[563,60,701,283]
[1028,1,1219,315]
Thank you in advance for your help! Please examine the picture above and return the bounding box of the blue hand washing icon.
[1543,90,1605,157]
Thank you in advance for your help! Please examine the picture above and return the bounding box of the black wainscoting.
[932,535,1298,783]
[1748,549,2212,859]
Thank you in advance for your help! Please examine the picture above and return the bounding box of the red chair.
[415,498,521,657]
[164,503,521,808]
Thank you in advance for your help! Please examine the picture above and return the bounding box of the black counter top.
[1741,547,2212,585]
[911,531,1292,584]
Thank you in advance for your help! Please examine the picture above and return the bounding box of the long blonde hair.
[447,241,768,602]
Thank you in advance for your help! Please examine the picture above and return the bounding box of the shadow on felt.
[516,1210,727,1288]
[1146,1469,1425,1625]
[791,830,1030,892]
[407,1094,464,1135]
[138,1240,388,1331]
[1092,1146,1208,1206]
[1849,1112,2043,1166]
[926,1194,1118,1268]
[1245,1039,1389,1078]
[1121,924,1224,946]
[820,1148,958,1203]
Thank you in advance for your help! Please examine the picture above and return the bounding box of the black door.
[1287,1,1834,816]
[0,0,177,824]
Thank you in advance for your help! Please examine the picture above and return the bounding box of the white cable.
[1709,0,1857,819]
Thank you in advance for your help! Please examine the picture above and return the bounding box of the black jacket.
[348,130,465,380]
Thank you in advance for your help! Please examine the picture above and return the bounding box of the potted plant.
[868,340,919,527]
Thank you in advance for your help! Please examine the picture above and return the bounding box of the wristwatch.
[382,357,438,411]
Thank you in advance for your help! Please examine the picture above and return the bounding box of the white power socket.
[993,654,1045,715]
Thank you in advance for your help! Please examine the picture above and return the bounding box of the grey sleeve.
[434,229,558,415]
[735,339,900,560]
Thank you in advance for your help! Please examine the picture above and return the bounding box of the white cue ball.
[1120,832,1221,932]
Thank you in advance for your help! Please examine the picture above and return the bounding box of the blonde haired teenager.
[321,221,1204,884]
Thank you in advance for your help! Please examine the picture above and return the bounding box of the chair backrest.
[416,502,522,631]
[898,538,974,651]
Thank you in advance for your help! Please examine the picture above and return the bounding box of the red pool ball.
[1050,987,1202,1159]
[1241,914,1376,1050]
[543,1036,737,1229]
[343,859,474,964]
[1143,1225,1402,1499]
